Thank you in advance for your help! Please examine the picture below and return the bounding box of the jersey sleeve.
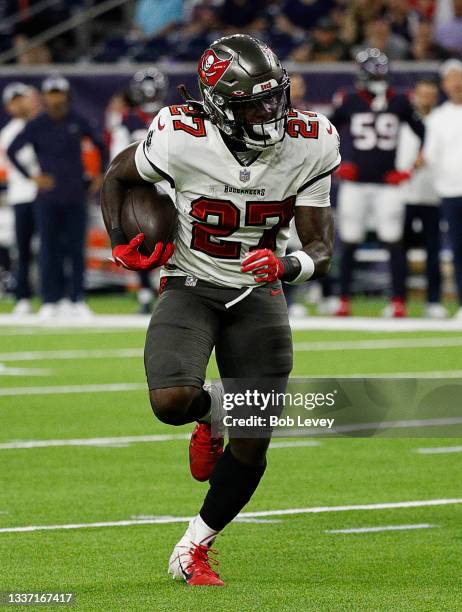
[423,110,439,167]
[295,175,331,207]
[134,106,175,188]
[399,96,425,142]
[297,114,341,194]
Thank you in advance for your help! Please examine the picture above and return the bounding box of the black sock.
[185,388,211,422]
[387,242,406,299]
[339,243,357,297]
[199,445,266,531]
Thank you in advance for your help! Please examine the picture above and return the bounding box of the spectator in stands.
[14,34,51,64]
[7,75,105,319]
[355,17,409,59]
[290,73,310,108]
[424,59,462,318]
[220,0,267,33]
[435,0,462,56]
[385,0,419,42]
[174,4,222,59]
[341,0,386,48]
[408,20,449,60]
[0,83,39,315]
[133,0,184,39]
[290,16,350,61]
[396,78,448,318]
[282,0,335,29]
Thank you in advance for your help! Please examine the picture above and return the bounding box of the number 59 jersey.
[135,104,340,288]
[331,89,424,184]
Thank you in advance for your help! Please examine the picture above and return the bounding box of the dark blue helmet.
[129,68,168,114]
[356,48,389,85]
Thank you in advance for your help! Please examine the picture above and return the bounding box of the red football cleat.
[335,297,351,317]
[189,423,224,482]
[383,297,406,318]
[169,541,224,586]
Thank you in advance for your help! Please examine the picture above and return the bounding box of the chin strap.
[177,84,208,118]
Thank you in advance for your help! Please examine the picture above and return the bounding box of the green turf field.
[1,299,461,611]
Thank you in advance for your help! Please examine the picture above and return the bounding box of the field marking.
[293,337,462,352]
[0,498,460,534]
[269,440,320,449]
[0,383,146,396]
[3,372,462,398]
[0,348,143,362]
[416,445,462,455]
[0,364,51,376]
[0,436,320,451]
[3,336,462,362]
[2,313,462,332]
[326,523,436,534]
[130,515,281,525]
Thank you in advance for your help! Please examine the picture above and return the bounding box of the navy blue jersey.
[109,109,153,160]
[7,110,104,204]
[330,88,425,184]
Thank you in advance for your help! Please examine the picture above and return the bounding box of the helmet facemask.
[203,81,290,150]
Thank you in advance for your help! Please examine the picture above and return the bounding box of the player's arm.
[241,176,333,283]
[6,123,54,190]
[101,142,173,270]
[402,100,425,142]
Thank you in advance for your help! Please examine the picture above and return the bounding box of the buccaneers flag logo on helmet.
[198,50,231,87]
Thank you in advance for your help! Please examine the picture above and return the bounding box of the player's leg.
[63,202,87,306]
[441,198,462,314]
[12,202,35,312]
[375,186,406,317]
[421,205,445,316]
[35,200,64,313]
[137,270,154,315]
[169,284,292,585]
[171,284,292,577]
[336,182,368,315]
[145,279,219,427]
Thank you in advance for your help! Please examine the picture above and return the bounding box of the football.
[120,184,177,255]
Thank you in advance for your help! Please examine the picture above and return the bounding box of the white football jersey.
[135,104,340,287]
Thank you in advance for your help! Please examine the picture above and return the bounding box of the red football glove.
[335,162,359,182]
[112,233,174,271]
[384,169,412,185]
[241,249,284,283]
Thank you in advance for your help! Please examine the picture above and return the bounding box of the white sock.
[199,383,224,428]
[191,514,219,546]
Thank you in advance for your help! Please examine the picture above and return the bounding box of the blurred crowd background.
[1,0,462,65]
[1,1,462,319]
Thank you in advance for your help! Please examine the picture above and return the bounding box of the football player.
[101,35,340,586]
[109,68,168,314]
[332,48,425,317]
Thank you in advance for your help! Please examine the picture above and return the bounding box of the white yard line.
[0,349,143,362]
[269,440,321,449]
[0,498,460,534]
[3,372,462,398]
[2,313,462,332]
[415,445,462,455]
[0,383,146,396]
[326,523,436,534]
[0,434,191,450]
[0,364,51,376]
[2,336,462,362]
[293,337,462,352]
[0,436,320,451]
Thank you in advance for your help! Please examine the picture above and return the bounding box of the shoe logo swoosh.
[178,558,192,580]
[158,117,165,131]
